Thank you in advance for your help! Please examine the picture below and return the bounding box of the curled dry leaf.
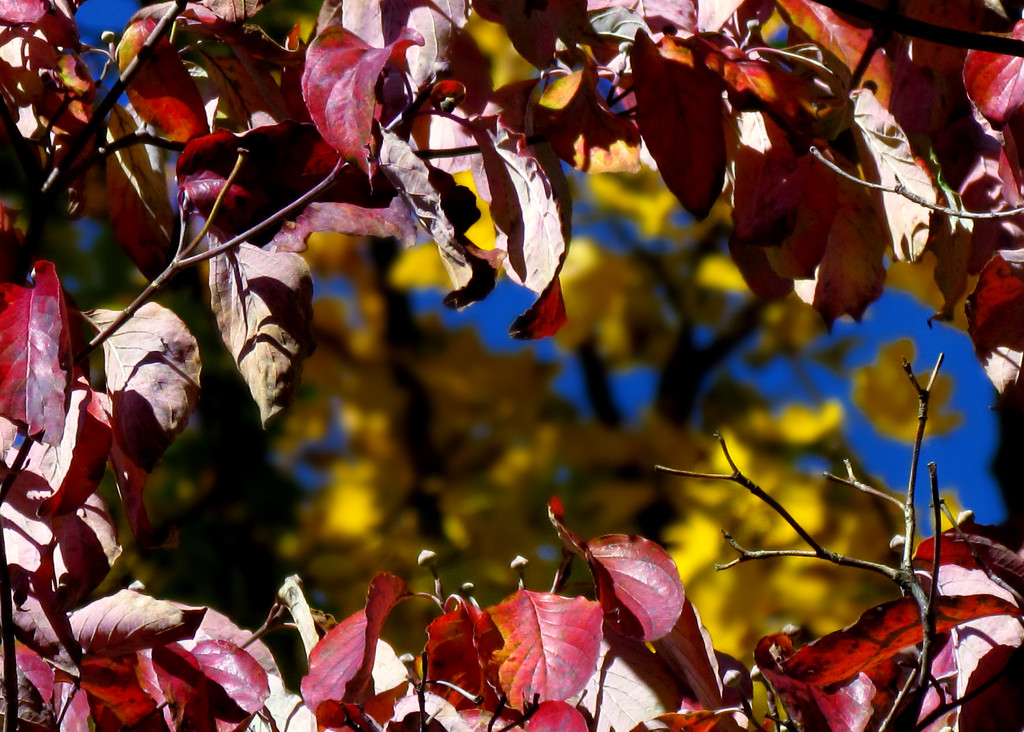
[208,242,315,426]
[106,105,174,279]
[89,302,201,470]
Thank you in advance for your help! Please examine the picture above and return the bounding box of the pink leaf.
[192,639,271,714]
[0,261,71,444]
[302,26,422,173]
[588,534,684,641]
[488,590,602,709]
[301,572,410,710]
[208,243,315,426]
[70,589,206,656]
[88,303,201,470]
[964,20,1024,126]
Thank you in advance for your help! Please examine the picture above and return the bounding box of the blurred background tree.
[47,0,1002,683]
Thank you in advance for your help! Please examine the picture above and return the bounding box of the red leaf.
[117,19,209,143]
[425,598,504,708]
[965,20,1024,126]
[967,249,1024,407]
[588,534,684,641]
[526,700,588,732]
[652,601,733,713]
[302,26,422,173]
[88,303,201,470]
[631,32,725,219]
[208,243,315,426]
[191,639,271,714]
[488,590,602,709]
[70,589,206,657]
[754,634,899,732]
[639,710,741,732]
[0,260,72,444]
[915,528,1024,599]
[509,277,567,340]
[768,594,1023,686]
[81,655,160,727]
[301,572,411,710]
[148,643,215,732]
[109,437,161,547]
[27,380,112,516]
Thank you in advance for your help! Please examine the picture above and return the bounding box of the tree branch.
[809,0,1024,57]
[656,435,899,581]
[810,146,1024,220]
[0,433,34,732]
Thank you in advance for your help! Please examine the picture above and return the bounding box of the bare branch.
[823,459,905,510]
[810,147,1024,220]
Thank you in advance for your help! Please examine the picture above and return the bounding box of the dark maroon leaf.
[208,242,314,426]
[108,437,161,547]
[0,260,71,444]
[475,0,586,68]
[148,643,215,732]
[652,601,732,713]
[509,277,567,340]
[88,303,201,470]
[631,32,725,219]
[70,589,206,656]
[488,590,602,709]
[302,25,422,173]
[301,572,411,710]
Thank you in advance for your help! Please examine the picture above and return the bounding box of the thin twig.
[810,147,1024,220]
[656,435,899,581]
[97,131,186,159]
[1,433,34,732]
[180,150,249,258]
[77,158,344,363]
[823,459,905,510]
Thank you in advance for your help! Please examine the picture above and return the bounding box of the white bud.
[510,555,530,570]
[417,549,437,567]
[890,534,906,552]
[957,509,975,525]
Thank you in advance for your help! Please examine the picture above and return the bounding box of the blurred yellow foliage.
[853,339,961,442]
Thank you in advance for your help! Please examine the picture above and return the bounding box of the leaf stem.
[0,433,34,732]
[810,147,1024,220]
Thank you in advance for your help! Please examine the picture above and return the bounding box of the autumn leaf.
[967,249,1024,407]
[964,19,1024,125]
[106,105,174,279]
[630,32,726,219]
[302,25,422,173]
[89,303,201,470]
[765,594,1022,687]
[70,589,206,657]
[80,655,160,727]
[487,590,602,709]
[117,19,208,142]
[425,598,504,708]
[525,700,588,732]
[474,0,586,68]
[301,572,411,710]
[0,260,71,444]
[208,242,315,425]
[191,639,271,714]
